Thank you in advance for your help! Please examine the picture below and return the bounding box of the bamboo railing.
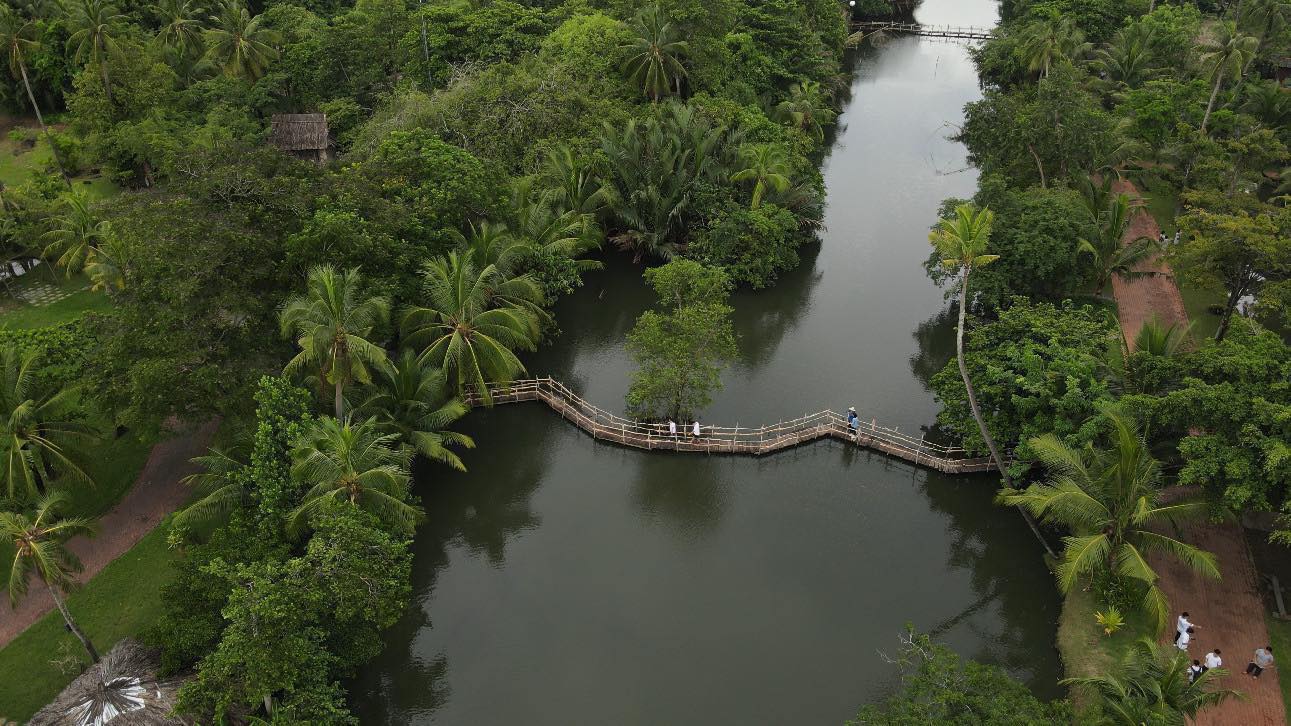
[850,21,992,41]
[464,378,1000,475]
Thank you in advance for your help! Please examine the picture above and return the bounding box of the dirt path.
[0,421,216,648]
[1111,181,1286,724]
[1109,179,1190,351]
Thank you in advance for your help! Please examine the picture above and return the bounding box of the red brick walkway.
[0,421,217,648]
[1111,182,1286,725]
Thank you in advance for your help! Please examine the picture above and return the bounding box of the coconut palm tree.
[999,404,1220,631]
[0,7,70,186]
[772,80,836,142]
[730,144,793,210]
[41,191,108,275]
[1090,24,1159,96]
[505,178,602,271]
[0,345,95,500]
[620,4,688,102]
[172,447,246,530]
[1198,21,1258,132]
[931,204,1056,557]
[536,144,607,216]
[358,349,474,470]
[203,0,279,81]
[1062,637,1240,723]
[2,491,99,662]
[401,252,542,404]
[150,0,205,57]
[1242,79,1291,127]
[82,235,126,294]
[280,265,391,419]
[1133,318,1193,357]
[1077,192,1162,297]
[287,416,421,536]
[1018,16,1089,78]
[64,0,125,104]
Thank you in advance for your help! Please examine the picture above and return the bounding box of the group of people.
[665,419,703,439]
[1175,611,1276,684]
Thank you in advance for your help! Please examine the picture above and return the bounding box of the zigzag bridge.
[465,378,1000,475]
[850,21,992,41]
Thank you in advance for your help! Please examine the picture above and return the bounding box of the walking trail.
[0,421,216,649]
[1112,181,1285,725]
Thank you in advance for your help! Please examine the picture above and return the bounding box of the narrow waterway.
[352,1,1062,722]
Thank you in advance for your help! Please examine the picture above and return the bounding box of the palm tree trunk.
[1201,68,1225,133]
[417,0,430,85]
[1215,283,1247,342]
[98,52,114,106]
[1027,144,1047,188]
[334,378,345,419]
[956,269,1057,558]
[18,61,71,188]
[47,581,99,663]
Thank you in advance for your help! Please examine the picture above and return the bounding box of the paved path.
[0,421,216,648]
[1111,181,1285,724]
[1109,180,1190,351]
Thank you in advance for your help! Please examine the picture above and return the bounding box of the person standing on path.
[1175,612,1196,644]
[1177,627,1195,651]
[1205,649,1223,672]
[692,421,701,439]
[1189,659,1204,683]
[668,419,677,439]
[1246,646,1275,678]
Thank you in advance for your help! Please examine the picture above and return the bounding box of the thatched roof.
[269,113,330,152]
[29,639,190,726]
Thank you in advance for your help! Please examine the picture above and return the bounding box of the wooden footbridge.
[850,21,992,41]
[465,378,1000,475]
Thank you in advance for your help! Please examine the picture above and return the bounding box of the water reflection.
[908,306,957,390]
[631,452,730,543]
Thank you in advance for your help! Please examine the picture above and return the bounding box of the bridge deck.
[466,378,999,475]
[850,21,992,41]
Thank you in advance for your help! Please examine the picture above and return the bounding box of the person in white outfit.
[1177,627,1195,651]
[692,421,701,438]
[668,420,677,438]
[1204,649,1223,672]
[1175,612,1196,644]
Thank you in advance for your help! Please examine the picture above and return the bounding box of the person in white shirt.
[1204,649,1223,671]
[1175,612,1195,644]
[1188,659,1204,683]
[692,421,701,438]
[1177,627,1195,651]
[668,420,677,438]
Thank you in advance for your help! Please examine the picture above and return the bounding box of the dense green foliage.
[849,628,1071,724]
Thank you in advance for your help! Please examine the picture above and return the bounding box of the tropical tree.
[505,179,602,270]
[930,204,1056,557]
[1198,21,1258,132]
[401,252,543,404]
[620,4,688,102]
[1132,318,1193,357]
[0,7,70,185]
[730,144,792,210]
[999,404,1220,631]
[1018,16,1089,79]
[280,266,391,419]
[1077,192,1161,297]
[42,192,108,275]
[172,447,246,530]
[358,349,474,471]
[1242,79,1291,128]
[287,416,421,535]
[0,345,95,500]
[535,144,607,216]
[772,80,836,142]
[203,0,279,80]
[151,0,205,57]
[1061,637,1240,724]
[64,0,125,104]
[1090,24,1159,96]
[2,491,99,662]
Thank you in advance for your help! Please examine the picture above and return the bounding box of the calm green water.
[352,1,1063,722]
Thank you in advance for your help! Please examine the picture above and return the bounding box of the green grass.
[1056,587,1156,721]
[0,273,111,329]
[0,522,179,722]
[1180,284,1226,342]
[0,127,119,200]
[1138,174,1182,237]
[1266,615,1291,716]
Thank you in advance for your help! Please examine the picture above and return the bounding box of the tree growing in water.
[625,259,736,421]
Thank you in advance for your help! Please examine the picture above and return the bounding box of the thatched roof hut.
[268,113,332,163]
[29,639,190,726]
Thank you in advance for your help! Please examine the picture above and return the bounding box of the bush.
[0,319,95,391]
[689,203,802,288]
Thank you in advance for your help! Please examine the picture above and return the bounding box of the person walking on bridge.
[692,421,701,439]
[668,419,677,439]
[847,406,859,430]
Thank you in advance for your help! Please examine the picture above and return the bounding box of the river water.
[352,1,1062,722]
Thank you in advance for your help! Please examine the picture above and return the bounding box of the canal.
[351,0,1063,722]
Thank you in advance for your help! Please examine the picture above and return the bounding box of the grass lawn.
[1056,587,1156,721]
[1266,615,1291,715]
[0,273,111,329]
[0,522,179,722]
[0,129,119,200]
[1180,284,1226,342]
[1137,173,1181,236]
